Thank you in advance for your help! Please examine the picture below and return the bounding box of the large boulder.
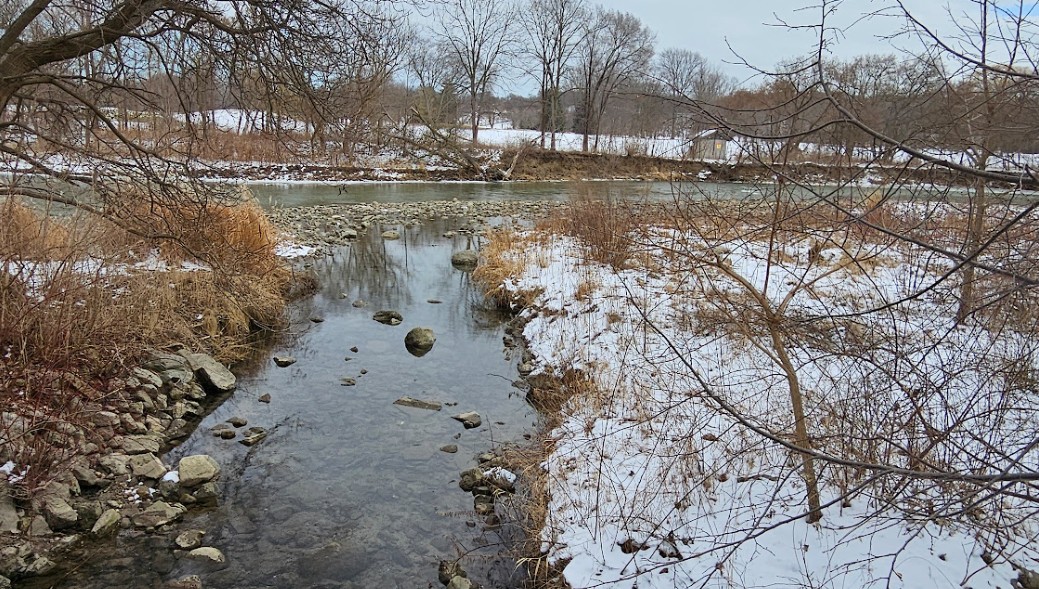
[404,328,436,357]
[177,455,220,489]
[181,352,236,394]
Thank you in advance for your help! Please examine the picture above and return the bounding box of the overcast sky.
[497,0,990,93]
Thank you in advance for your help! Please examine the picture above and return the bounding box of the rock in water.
[450,250,480,270]
[181,352,236,394]
[372,310,403,325]
[393,397,443,411]
[381,230,400,240]
[187,547,226,564]
[133,501,185,528]
[272,356,296,367]
[239,427,268,446]
[177,455,221,488]
[404,327,436,357]
[452,412,482,429]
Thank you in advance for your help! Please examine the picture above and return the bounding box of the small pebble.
[258,394,271,403]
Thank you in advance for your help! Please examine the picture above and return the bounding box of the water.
[36,219,536,588]
[247,179,677,208]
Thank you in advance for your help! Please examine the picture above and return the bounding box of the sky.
[499,0,985,92]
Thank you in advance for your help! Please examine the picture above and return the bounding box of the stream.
[38,216,536,588]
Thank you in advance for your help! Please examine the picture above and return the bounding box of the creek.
[34,215,535,588]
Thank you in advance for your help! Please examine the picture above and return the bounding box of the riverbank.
[195,148,983,188]
[473,197,1039,589]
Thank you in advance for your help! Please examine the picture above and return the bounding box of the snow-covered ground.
[493,217,1039,588]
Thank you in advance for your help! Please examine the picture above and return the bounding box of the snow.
[274,242,315,259]
[161,470,180,484]
[1,461,28,484]
[496,220,1039,588]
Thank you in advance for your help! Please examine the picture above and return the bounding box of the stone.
[91,509,121,536]
[210,424,236,439]
[28,515,52,536]
[381,230,400,240]
[131,367,165,390]
[92,411,121,427]
[440,445,458,454]
[71,465,106,489]
[177,455,220,488]
[133,501,185,528]
[0,482,19,534]
[404,327,436,357]
[393,397,442,411]
[351,300,366,308]
[372,310,403,325]
[458,468,484,493]
[181,352,236,394]
[227,416,248,428]
[42,497,77,531]
[447,576,473,589]
[239,427,268,446]
[438,560,466,585]
[130,453,167,480]
[272,356,296,367]
[450,249,480,270]
[165,575,203,589]
[20,554,55,576]
[451,412,482,429]
[175,529,206,550]
[340,378,356,387]
[0,574,9,589]
[191,482,219,506]
[309,316,324,323]
[120,435,161,455]
[258,393,271,404]
[187,547,225,564]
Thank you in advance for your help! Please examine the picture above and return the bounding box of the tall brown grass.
[1,194,304,492]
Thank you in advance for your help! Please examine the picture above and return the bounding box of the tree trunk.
[770,323,823,523]
[956,162,988,324]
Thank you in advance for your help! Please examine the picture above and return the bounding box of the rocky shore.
[267,200,567,249]
[0,349,239,588]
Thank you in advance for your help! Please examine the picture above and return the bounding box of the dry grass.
[0,194,307,491]
[472,228,546,309]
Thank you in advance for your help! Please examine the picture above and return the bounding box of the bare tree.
[654,48,733,139]
[572,8,655,153]
[434,0,517,144]
[0,0,411,234]
[521,0,586,150]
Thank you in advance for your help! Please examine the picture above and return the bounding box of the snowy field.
[491,215,1039,588]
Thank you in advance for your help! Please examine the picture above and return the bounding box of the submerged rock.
[272,356,296,367]
[187,547,225,564]
[373,310,403,325]
[393,397,443,411]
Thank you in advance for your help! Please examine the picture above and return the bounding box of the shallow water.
[37,219,536,588]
